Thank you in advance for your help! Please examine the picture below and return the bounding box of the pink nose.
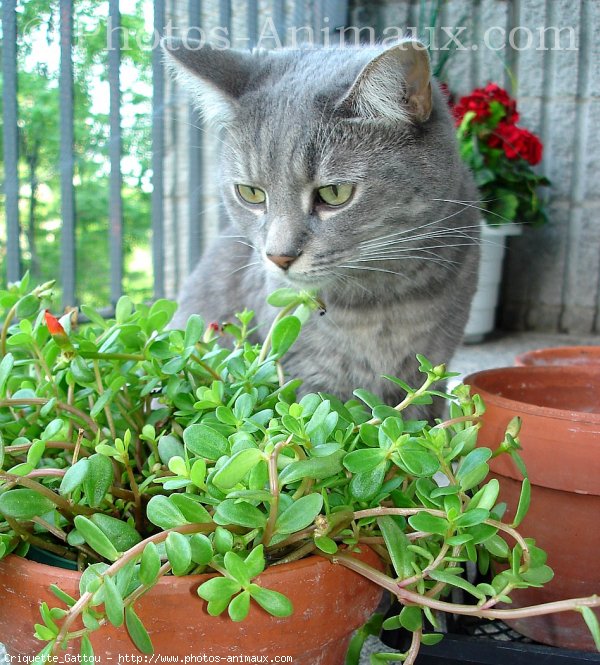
[267,254,299,270]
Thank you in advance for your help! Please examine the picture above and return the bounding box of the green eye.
[316,184,354,207]
[236,184,266,205]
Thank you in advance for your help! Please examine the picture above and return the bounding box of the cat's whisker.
[359,226,483,252]
[224,261,260,278]
[358,205,476,248]
[339,264,411,280]
[359,219,483,246]
[432,198,514,225]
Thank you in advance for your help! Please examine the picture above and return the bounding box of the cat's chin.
[280,273,332,290]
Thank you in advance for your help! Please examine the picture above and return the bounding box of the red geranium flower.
[490,122,543,165]
[482,83,519,122]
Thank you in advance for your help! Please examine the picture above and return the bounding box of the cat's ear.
[339,40,433,123]
[162,39,253,124]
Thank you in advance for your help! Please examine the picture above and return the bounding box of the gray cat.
[163,39,480,405]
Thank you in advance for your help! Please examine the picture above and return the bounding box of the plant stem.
[0,472,95,517]
[79,351,145,362]
[0,398,99,435]
[257,304,296,363]
[0,303,17,357]
[190,353,222,381]
[405,628,422,665]
[262,436,292,547]
[93,360,116,439]
[51,522,216,654]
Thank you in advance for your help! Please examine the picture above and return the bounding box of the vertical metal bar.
[247,0,258,48]
[273,0,285,45]
[188,0,203,272]
[108,0,123,305]
[218,0,231,230]
[60,0,76,306]
[2,0,21,283]
[292,0,305,44]
[152,0,166,299]
[220,0,231,41]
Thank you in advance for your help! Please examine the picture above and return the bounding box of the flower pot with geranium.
[453,84,550,340]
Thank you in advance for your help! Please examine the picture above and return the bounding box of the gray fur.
[164,40,480,404]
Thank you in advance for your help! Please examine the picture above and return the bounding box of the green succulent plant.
[0,275,598,664]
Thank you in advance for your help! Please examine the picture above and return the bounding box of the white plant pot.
[464,221,522,343]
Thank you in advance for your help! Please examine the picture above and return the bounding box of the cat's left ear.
[162,39,254,125]
[339,40,433,123]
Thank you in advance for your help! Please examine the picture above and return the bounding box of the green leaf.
[214,500,267,529]
[139,542,161,586]
[228,590,251,622]
[275,493,323,534]
[165,532,192,576]
[428,569,486,600]
[350,465,386,501]
[115,296,133,323]
[157,435,185,465]
[580,606,600,652]
[344,448,387,474]
[82,454,114,508]
[399,606,422,632]
[0,489,55,519]
[407,512,449,536]
[0,353,15,397]
[80,635,94,661]
[73,516,119,561]
[267,288,302,307]
[521,565,554,585]
[512,478,531,528]
[421,633,444,646]
[353,389,383,408]
[169,494,212,524]
[50,585,76,607]
[125,607,154,655]
[103,575,124,627]
[90,390,114,420]
[212,448,264,489]
[314,535,338,554]
[248,585,293,617]
[90,513,142,551]
[184,314,205,347]
[190,533,213,566]
[183,424,229,461]
[198,576,241,602]
[59,458,89,494]
[454,508,490,528]
[377,516,414,579]
[279,450,345,484]
[270,316,301,359]
[224,551,251,586]
[456,448,492,491]
[146,495,189,529]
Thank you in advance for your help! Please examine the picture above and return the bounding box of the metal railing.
[1,0,348,307]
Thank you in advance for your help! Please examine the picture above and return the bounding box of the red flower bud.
[44,310,66,336]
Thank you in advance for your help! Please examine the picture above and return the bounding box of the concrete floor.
[1,332,597,664]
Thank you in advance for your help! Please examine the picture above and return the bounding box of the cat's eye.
[236,184,266,205]
[316,184,354,207]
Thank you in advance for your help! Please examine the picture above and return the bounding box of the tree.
[0,0,153,307]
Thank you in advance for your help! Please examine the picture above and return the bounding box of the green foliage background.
[0,0,153,307]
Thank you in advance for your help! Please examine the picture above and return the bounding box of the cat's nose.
[267,253,300,270]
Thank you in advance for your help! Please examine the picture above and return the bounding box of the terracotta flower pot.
[515,345,600,368]
[0,547,382,664]
[465,366,600,651]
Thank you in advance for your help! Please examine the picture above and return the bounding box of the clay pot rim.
[464,365,600,425]
[515,345,600,367]
[4,548,366,584]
